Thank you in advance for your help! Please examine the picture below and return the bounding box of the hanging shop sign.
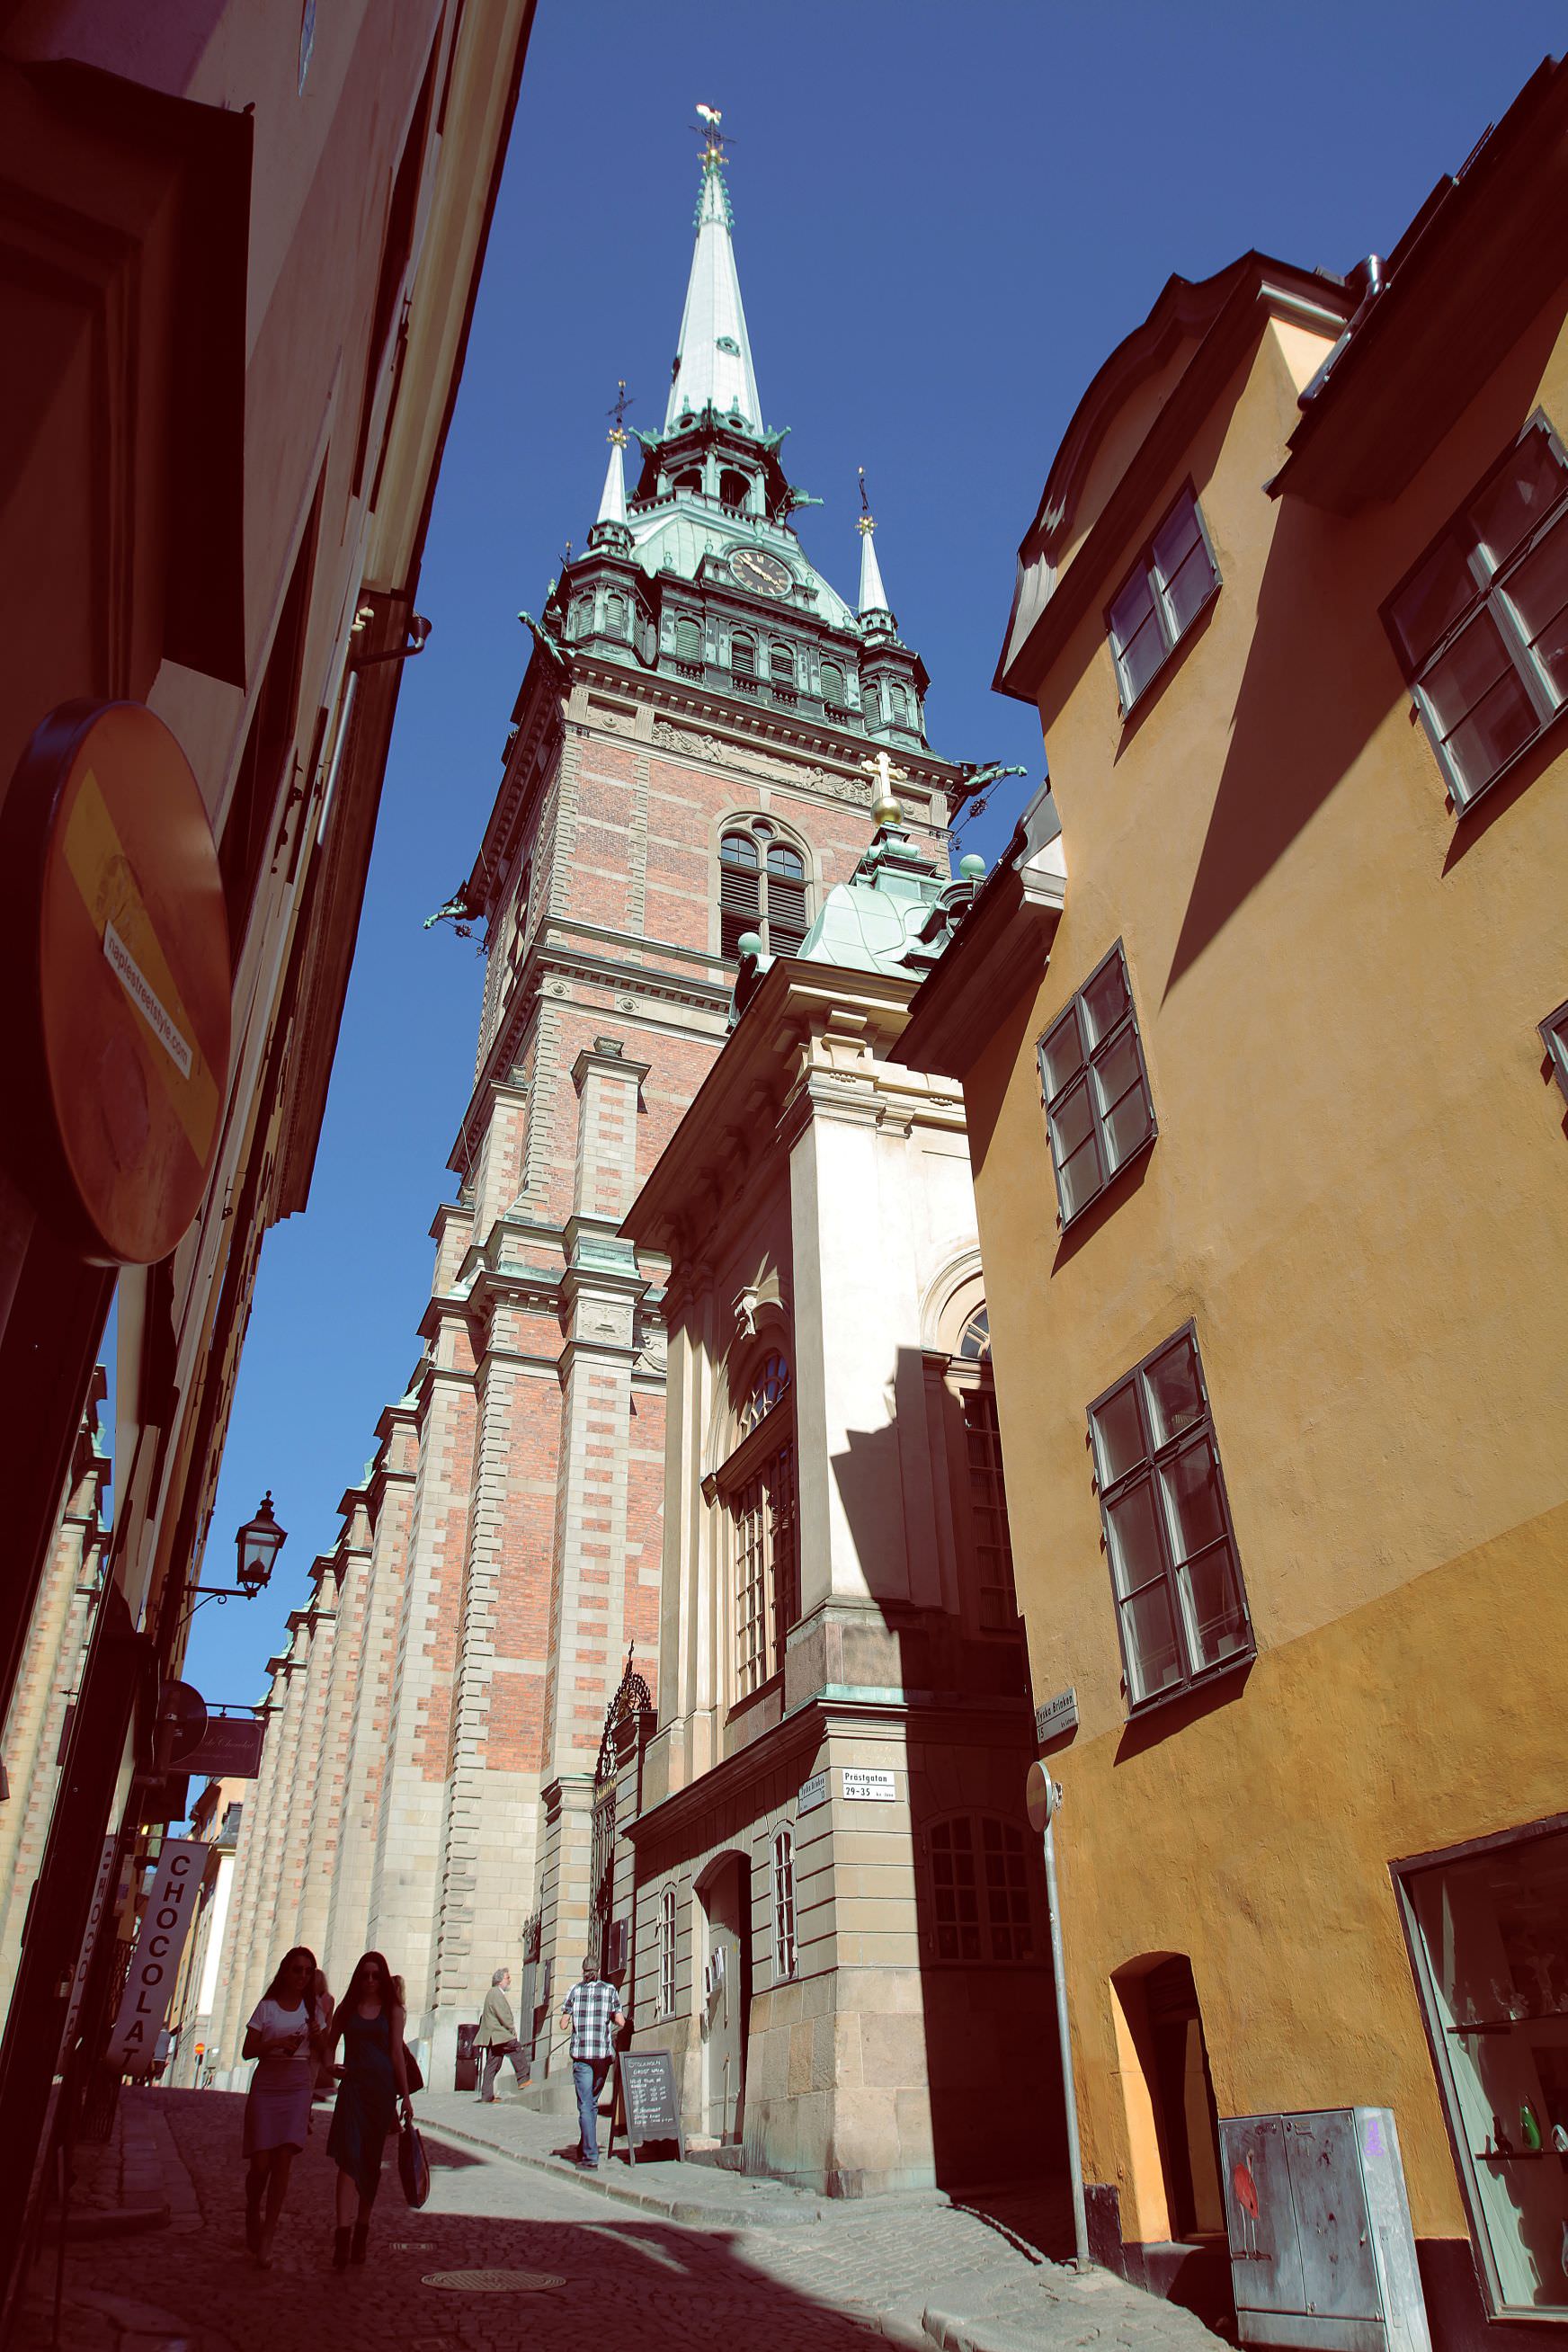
[177,1712,266,1779]
[0,700,230,1264]
[840,1768,896,1803]
[105,1837,204,2074]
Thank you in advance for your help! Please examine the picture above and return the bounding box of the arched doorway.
[698,1853,750,2143]
[1111,1953,1225,2244]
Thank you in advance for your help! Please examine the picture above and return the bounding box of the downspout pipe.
[1297,253,1386,408]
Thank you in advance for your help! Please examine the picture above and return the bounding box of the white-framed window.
[1088,1323,1253,1711]
[771,1827,797,1982]
[1038,941,1156,1227]
[1106,486,1220,713]
[717,818,809,960]
[658,1883,678,2018]
[927,1814,1033,1964]
[1385,415,1568,813]
[1542,998,1568,1101]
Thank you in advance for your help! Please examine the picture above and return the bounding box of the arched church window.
[719,469,751,512]
[725,1350,797,1700]
[718,820,811,960]
[860,674,881,722]
[674,617,703,663]
[730,632,756,676]
[770,642,795,686]
[958,1305,990,1360]
[739,1350,790,1435]
[573,599,595,638]
[603,592,626,635]
[673,468,702,494]
[886,680,908,725]
[820,660,846,707]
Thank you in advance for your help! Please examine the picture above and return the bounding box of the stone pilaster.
[208,1655,288,2082]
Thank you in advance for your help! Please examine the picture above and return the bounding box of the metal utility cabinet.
[1219,2107,1431,2351]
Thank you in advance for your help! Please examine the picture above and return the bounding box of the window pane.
[1442,665,1540,801]
[1051,1074,1094,1161]
[1502,508,1568,695]
[1056,1130,1102,1223]
[1102,1071,1154,1172]
[1081,955,1130,1048]
[1039,1010,1084,1100]
[1161,535,1216,637]
[1115,603,1166,705]
[1389,533,1476,669]
[1467,430,1567,570]
[1122,1581,1183,1702]
[767,844,805,880]
[1151,495,1202,584]
[1091,1382,1145,1485]
[1159,1437,1227,1564]
[1105,1477,1165,1598]
[1091,1025,1141,1112]
[1144,1332,1205,1448]
[1421,610,1515,736]
[721,833,760,870]
[1178,1543,1251,1671]
[1109,569,1156,655]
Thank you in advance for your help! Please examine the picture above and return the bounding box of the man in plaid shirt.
[559,1957,625,2169]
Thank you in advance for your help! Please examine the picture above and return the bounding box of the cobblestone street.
[17,2089,1221,2352]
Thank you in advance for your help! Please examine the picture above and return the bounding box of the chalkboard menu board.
[610,2050,684,2165]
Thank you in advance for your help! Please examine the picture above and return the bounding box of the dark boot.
[332,2225,351,2271]
[245,2172,264,2255]
[351,2220,369,2266]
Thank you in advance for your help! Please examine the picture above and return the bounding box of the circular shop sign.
[0,700,230,1264]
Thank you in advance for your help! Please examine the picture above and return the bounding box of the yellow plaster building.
[900,57,1568,2349]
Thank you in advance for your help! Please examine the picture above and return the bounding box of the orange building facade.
[900,58,1568,2348]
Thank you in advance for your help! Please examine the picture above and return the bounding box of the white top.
[246,1996,316,2064]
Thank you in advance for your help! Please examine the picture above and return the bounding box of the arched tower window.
[603,592,627,636]
[673,467,702,494]
[719,468,751,512]
[717,819,810,960]
[674,616,703,663]
[820,659,846,708]
[770,642,795,686]
[730,632,756,676]
[658,1884,678,2017]
[860,673,881,722]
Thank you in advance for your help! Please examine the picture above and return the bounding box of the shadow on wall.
[1164,301,1568,1000]
[829,1348,1069,2209]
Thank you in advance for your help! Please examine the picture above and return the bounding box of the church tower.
[209,119,968,2094]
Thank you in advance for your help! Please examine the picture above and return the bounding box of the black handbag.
[398,2116,431,2208]
[402,2041,424,2093]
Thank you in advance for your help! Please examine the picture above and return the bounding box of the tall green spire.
[664,112,762,434]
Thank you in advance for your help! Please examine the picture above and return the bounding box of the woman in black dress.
[325,1950,413,2270]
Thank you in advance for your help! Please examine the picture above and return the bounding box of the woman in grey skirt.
[242,1946,325,2265]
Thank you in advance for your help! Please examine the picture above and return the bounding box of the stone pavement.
[15,2087,1223,2352]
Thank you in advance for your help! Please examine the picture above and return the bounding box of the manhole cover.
[422,2270,566,2294]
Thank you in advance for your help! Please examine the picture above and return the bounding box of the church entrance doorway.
[699,1853,750,2143]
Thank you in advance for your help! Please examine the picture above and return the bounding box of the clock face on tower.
[727,548,793,598]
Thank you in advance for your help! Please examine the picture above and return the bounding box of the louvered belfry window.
[719,822,809,959]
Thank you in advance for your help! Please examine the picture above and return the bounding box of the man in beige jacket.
[475,1967,524,2102]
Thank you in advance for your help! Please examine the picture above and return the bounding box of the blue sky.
[183,0,1562,1706]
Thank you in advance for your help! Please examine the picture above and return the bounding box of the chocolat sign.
[106,1839,204,2073]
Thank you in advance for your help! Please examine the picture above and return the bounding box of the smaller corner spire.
[590,380,633,547]
[857,467,891,618]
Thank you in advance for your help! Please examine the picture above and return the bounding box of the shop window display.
[1399,1820,1568,2317]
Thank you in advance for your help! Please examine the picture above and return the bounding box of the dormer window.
[1107,486,1220,714]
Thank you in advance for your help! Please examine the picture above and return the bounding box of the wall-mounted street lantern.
[190,1492,287,1608]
